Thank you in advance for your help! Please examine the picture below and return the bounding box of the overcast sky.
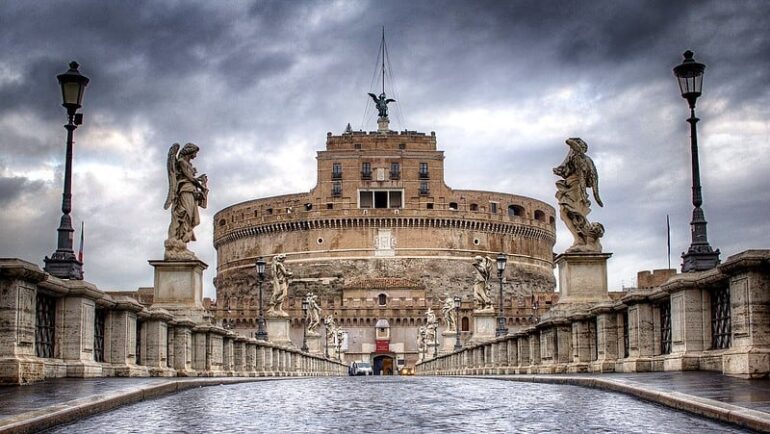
[1,1,768,299]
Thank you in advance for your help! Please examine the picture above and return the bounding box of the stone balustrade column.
[517,333,530,374]
[140,307,175,376]
[173,319,196,376]
[0,259,48,385]
[590,305,617,373]
[59,282,105,377]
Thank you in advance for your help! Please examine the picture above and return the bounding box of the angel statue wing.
[163,143,180,210]
[368,92,378,103]
[586,157,603,207]
[385,98,396,104]
[483,256,494,281]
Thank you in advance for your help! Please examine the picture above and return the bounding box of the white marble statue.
[472,256,494,311]
[267,254,292,317]
[441,295,457,332]
[426,308,438,345]
[163,143,208,260]
[305,292,322,335]
[325,315,337,356]
[553,137,604,252]
[417,326,427,356]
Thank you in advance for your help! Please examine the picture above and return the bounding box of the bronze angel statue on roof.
[553,137,604,252]
[368,92,396,118]
[163,143,208,260]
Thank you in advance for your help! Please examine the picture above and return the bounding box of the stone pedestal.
[555,252,612,304]
[377,116,390,133]
[267,317,292,347]
[441,331,459,355]
[306,334,322,355]
[469,310,496,345]
[148,259,209,323]
[426,343,439,360]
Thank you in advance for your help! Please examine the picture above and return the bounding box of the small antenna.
[381,26,386,95]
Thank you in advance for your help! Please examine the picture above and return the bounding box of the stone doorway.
[372,355,395,375]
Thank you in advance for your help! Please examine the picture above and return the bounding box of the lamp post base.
[682,245,720,272]
[44,251,83,280]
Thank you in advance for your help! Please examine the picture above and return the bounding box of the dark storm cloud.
[0,176,44,205]
[0,0,768,295]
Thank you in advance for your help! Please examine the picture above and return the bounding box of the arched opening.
[534,210,546,222]
[470,203,478,211]
[378,293,387,306]
[508,204,525,218]
[372,355,395,375]
[461,316,470,332]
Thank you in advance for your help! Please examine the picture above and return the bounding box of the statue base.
[469,310,496,345]
[377,116,390,133]
[149,259,209,322]
[555,252,612,304]
[441,331,460,355]
[306,334,322,355]
[267,317,292,347]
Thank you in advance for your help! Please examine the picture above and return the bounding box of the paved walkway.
[1,372,770,433]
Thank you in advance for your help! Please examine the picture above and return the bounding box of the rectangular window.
[711,286,731,350]
[419,162,429,179]
[359,190,403,209]
[332,182,342,197]
[360,191,373,208]
[490,202,498,214]
[389,191,402,208]
[390,162,400,180]
[419,181,429,195]
[332,162,342,179]
[361,162,372,179]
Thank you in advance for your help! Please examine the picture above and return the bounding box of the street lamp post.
[495,253,508,337]
[673,50,720,272]
[453,295,462,351]
[324,325,329,358]
[255,257,268,341]
[44,62,89,280]
[301,298,309,352]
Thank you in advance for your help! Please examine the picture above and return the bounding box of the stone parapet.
[0,258,348,384]
[415,250,770,380]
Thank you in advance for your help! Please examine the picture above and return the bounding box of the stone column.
[207,326,226,375]
[233,336,247,376]
[517,333,530,374]
[0,259,48,385]
[718,251,770,378]
[590,304,617,372]
[222,331,235,375]
[620,294,654,372]
[141,307,175,376]
[192,325,209,374]
[508,337,519,373]
[59,282,104,377]
[666,278,707,371]
[262,346,274,376]
[568,315,591,373]
[172,319,196,376]
[528,330,541,368]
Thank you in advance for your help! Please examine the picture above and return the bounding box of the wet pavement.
[39,376,756,433]
[1,372,769,432]
[596,372,770,413]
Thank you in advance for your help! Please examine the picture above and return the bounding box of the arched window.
[470,203,478,211]
[534,210,546,222]
[549,216,555,225]
[218,219,226,227]
[378,293,387,306]
[461,316,470,332]
[508,205,525,218]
